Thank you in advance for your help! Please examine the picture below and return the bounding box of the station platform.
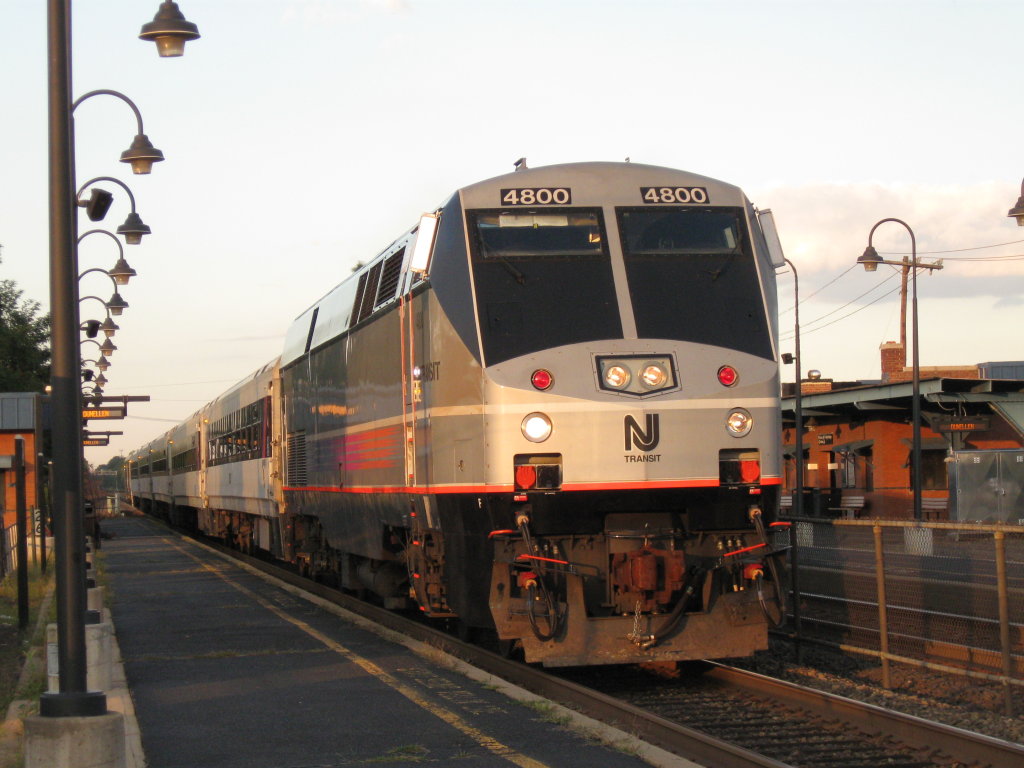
[99,515,692,768]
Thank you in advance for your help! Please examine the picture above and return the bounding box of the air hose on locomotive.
[629,566,707,650]
[749,507,787,627]
[515,512,565,642]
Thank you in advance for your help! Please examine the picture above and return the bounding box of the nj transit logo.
[624,414,660,452]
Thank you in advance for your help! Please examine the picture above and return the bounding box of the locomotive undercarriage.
[273,489,784,667]
[486,503,783,667]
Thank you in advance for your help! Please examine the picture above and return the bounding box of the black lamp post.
[783,257,804,520]
[44,0,199,719]
[857,219,942,521]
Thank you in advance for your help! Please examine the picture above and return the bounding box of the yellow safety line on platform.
[169,539,551,768]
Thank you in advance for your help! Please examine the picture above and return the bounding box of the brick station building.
[0,392,46,532]
[781,345,1024,522]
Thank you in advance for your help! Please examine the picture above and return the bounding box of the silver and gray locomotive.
[130,161,788,666]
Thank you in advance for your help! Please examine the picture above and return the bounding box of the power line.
[780,280,905,342]
[779,264,858,316]
[881,237,1024,256]
[782,266,901,329]
[942,253,1024,262]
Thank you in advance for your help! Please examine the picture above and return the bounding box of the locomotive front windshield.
[617,208,772,359]
[470,210,622,365]
[468,206,771,365]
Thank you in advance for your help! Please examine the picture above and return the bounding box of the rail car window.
[617,208,772,359]
[171,447,198,474]
[469,209,622,365]
[208,397,271,467]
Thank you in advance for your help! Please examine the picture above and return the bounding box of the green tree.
[100,455,126,474]
[0,255,50,392]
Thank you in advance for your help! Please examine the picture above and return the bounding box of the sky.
[1,0,1022,465]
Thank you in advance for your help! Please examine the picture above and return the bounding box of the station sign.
[932,415,991,433]
[83,438,110,447]
[82,406,126,421]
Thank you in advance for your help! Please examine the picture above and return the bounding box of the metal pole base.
[39,691,107,718]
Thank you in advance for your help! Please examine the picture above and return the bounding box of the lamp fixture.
[116,212,152,244]
[99,317,120,338]
[856,244,883,272]
[108,257,138,286]
[1009,178,1024,227]
[139,1,201,57]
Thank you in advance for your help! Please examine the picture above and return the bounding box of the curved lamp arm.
[78,267,118,288]
[80,337,117,357]
[73,89,145,133]
[79,290,129,316]
[79,229,125,259]
[77,232,137,284]
[71,89,164,174]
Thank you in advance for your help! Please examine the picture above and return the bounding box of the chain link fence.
[775,517,1024,715]
[0,513,47,580]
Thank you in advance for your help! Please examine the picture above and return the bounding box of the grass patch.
[364,744,430,763]
[0,562,55,768]
[521,699,573,726]
[0,563,54,713]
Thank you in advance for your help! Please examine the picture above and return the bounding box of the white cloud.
[754,181,1024,279]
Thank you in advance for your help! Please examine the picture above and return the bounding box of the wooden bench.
[919,497,947,520]
[831,495,866,519]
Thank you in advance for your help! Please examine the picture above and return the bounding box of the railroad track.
[200,533,1024,768]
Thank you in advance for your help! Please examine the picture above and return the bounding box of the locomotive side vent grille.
[287,430,308,487]
[350,273,369,329]
[355,261,384,325]
[375,248,405,308]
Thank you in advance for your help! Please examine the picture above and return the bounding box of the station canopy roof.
[781,378,1024,440]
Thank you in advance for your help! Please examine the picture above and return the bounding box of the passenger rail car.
[131,161,789,666]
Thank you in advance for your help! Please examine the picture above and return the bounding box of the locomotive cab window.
[469,209,622,365]
[474,212,605,258]
[617,208,772,360]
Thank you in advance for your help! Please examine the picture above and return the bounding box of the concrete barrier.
[23,711,126,768]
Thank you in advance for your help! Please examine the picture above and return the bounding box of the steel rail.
[707,664,1024,768]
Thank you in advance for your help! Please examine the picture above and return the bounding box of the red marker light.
[718,365,738,387]
[531,369,553,390]
[740,460,761,484]
[515,465,537,490]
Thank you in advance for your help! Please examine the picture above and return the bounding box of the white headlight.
[726,409,753,437]
[604,364,631,389]
[522,412,553,442]
[640,363,668,389]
